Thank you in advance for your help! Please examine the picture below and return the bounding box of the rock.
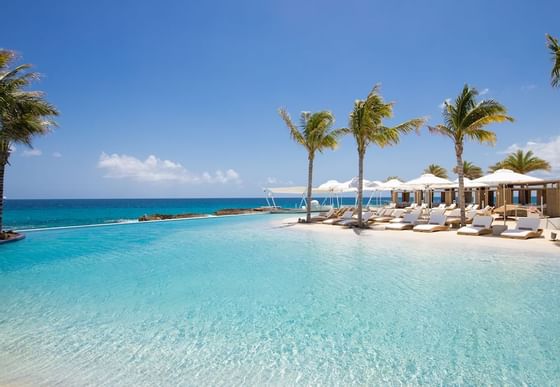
[138,213,205,222]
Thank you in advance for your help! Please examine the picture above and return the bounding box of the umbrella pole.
[503,184,507,226]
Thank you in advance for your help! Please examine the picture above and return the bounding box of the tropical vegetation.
[344,85,425,227]
[0,49,58,237]
[453,161,483,179]
[423,164,448,179]
[278,109,343,223]
[428,85,513,226]
[385,175,401,182]
[489,149,551,174]
[546,34,560,87]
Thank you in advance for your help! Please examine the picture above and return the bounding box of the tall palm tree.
[546,34,560,87]
[344,85,425,227]
[429,85,513,226]
[278,109,343,223]
[423,164,448,178]
[488,161,504,173]
[0,50,58,235]
[453,161,483,179]
[495,149,551,174]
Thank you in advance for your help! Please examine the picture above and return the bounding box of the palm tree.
[453,161,483,179]
[0,50,58,236]
[344,85,425,227]
[488,161,504,173]
[278,109,343,223]
[385,175,401,182]
[429,85,513,226]
[423,164,448,178]
[546,34,560,87]
[496,149,551,174]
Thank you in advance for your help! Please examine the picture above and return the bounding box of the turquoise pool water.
[1,215,559,385]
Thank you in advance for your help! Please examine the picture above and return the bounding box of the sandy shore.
[273,217,560,255]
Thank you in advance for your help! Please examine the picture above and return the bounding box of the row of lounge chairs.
[309,207,543,239]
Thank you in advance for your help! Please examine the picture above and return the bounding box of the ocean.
[2,197,390,230]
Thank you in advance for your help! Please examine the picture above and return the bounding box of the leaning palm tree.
[344,85,425,227]
[423,164,448,178]
[453,161,483,179]
[278,109,343,223]
[546,34,560,87]
[497,149,551,174]
[429,85,513,226]
[0,49,58,236]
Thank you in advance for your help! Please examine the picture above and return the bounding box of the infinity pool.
[1,215,559,385]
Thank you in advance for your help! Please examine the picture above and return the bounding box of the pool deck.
[277,217,560,255]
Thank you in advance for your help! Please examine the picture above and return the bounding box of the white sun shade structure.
[472,169,543,185]
[317,180,346,193]
[403,174,453,207]
[375,178,404,191]
[472,169,544,225]
[436,177,488,189]
[404,174,452,190]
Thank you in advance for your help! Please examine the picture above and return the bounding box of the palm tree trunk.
[455,142,466,226]
[306,153,314,223]
[357,150,364,227]
[0,158,6,233]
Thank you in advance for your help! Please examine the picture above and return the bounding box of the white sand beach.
[274,217,560,255]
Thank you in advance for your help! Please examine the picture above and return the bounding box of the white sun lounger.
[339,211,374,227]
[457,216,494,236]
[413,213,449,232]
[385,212,421,230]
[500,217,543,239]
[372,209,404,223]
[323,209,354,225]
[309,208,336,222]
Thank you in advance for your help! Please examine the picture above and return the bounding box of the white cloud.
[479,88,489,95]
[265,177,293,186]
[438,98,451,110]
[97,152,241,184]
[503,135,560,174]
[22,148,42,157]
[8,144,16,153]
[52,152,62,158]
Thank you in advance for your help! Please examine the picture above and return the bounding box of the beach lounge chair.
[309,208,336,222]
[445,203,457,210]
[372,209,404,223]
[385,211,421,230]
[457,216,494,236]
[413,213,449,232]
[405,203,418,210]
[339,211,374,227]
[322,209,354,225]
[500,217,543,239]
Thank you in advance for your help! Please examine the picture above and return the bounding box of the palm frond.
[278,108,305,147]
[546,34,560,87]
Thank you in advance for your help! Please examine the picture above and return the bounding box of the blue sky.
[2,0,559,198]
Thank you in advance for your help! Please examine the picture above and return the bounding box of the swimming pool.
[1,215,559,385]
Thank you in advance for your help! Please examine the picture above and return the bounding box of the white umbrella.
[376,178,404,191]
[404,173,452,189]
[436,177,488,189]
[404,174,452,207]
[472,169,544,224]
[317,179,345,192]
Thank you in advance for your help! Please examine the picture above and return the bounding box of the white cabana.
[473,169,544,224]
[437,177,488,189]
[472,169,543,185]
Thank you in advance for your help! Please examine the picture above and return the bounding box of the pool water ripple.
[0,215,559,385]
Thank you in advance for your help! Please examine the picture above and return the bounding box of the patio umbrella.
[472,169,544,224]
[404,174,452,207]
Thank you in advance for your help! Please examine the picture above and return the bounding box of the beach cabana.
[472,169,544,223]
